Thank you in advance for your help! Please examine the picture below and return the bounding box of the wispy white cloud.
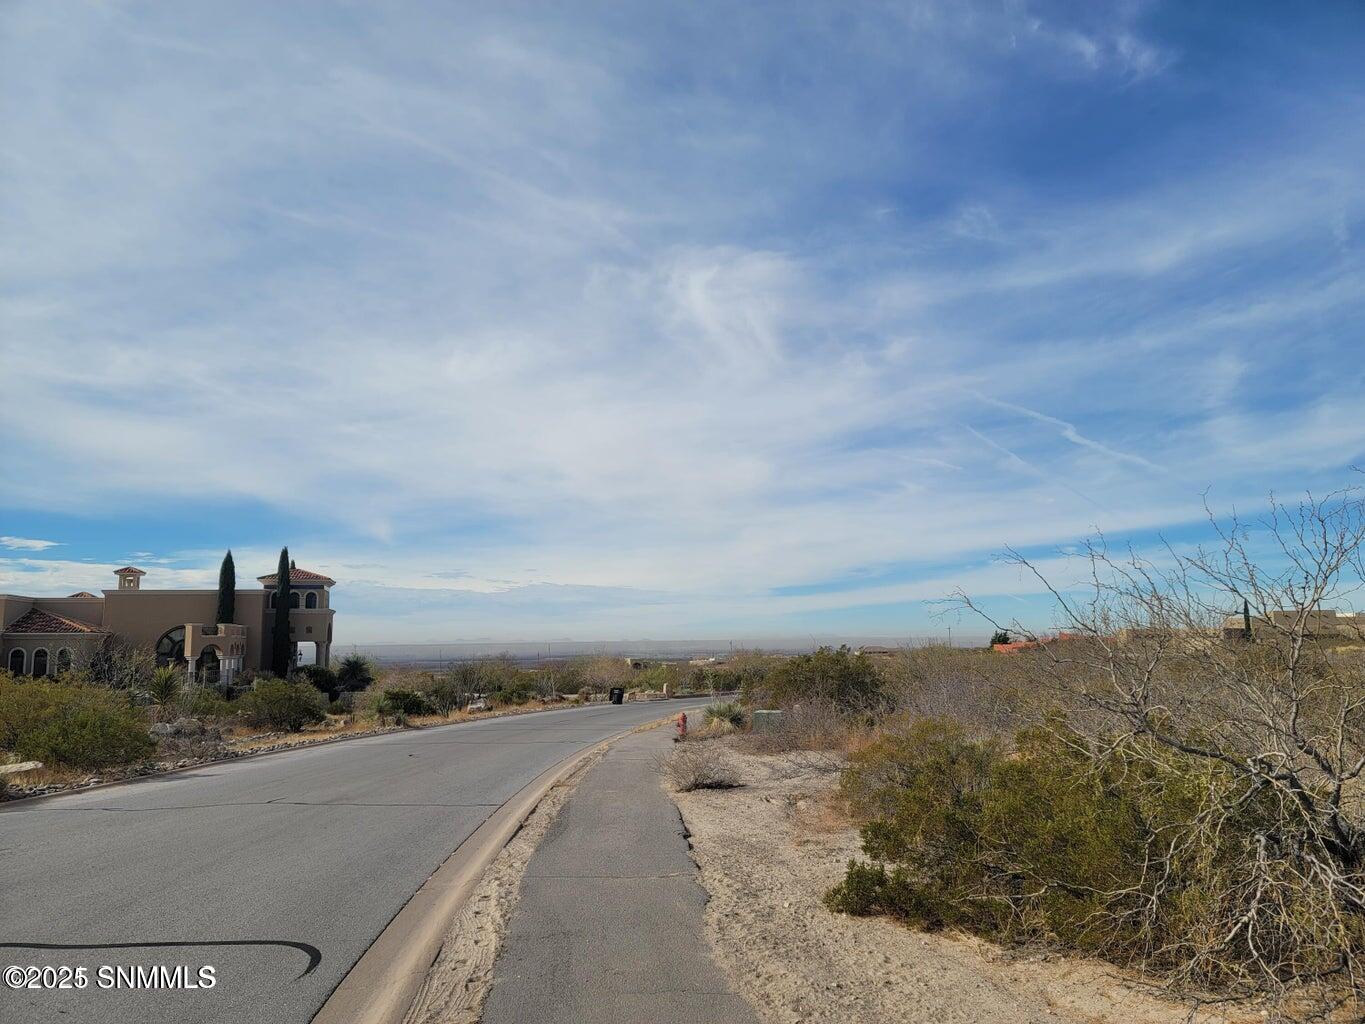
[0,537,62,551]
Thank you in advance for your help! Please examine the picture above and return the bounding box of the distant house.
[1,563,336,684]
[1220,608,1365,641]
[991,632,1090,654]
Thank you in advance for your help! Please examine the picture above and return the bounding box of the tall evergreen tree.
[1242,598,1253,640]
[216,550,236,625]
[271,547,293,677]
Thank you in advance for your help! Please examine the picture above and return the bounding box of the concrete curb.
[311,711,688,1024]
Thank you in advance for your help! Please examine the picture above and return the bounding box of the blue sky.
[3,2,1364,644]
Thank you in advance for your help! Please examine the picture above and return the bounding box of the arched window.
[155,626,187,665]
[32,649,49,677]
[56,648,73,674]
[267,592,275,609]
[290,592,300,609]
[305,591,318,609]
[7,649,24,675]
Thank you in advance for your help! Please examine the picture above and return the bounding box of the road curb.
[311,710,687,1024]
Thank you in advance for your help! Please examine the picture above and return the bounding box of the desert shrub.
[877,645,1032,735]
[327,698,352,716]
[238,678,326,732]
[543,660,586,694]
[298,664,338,698]
[85,635,156,691]
[747,646,883,712]
[740,699,863,758]
[581,655,635,690]
[705,701,746,729]
[829,717,1354,1000]
[490,678,538,706]
[182,687,232,718]
[660,743,741,792]
[380,689,430,717]
[421,677,466,716]
[0,675,154,769]
[335,654,376,693]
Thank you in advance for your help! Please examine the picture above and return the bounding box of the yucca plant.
[145,666,182,719]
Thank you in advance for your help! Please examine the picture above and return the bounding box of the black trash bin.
[608,687,625,705]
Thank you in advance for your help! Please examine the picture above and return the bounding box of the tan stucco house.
[0,563,336,684]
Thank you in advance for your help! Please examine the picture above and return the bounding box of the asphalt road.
[0,699,712,1024]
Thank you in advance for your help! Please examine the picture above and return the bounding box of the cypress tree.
[271,547,293,677]
[216,550,236,625]
[1242,598,1253,640]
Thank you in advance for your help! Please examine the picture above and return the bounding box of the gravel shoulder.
[669,741,1253,1024]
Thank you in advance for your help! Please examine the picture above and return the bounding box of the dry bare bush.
[957,489,1365,1016]
[658,742,741,792]
[737,700,870,778]
[877,644,1032,737]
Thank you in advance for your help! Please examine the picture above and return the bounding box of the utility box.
[609,687,625,705]
[751,710,783,733]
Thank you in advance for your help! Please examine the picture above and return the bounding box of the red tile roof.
[256,566,335,586]
[67,592,98,598]
[113,566,146,576]
[5,608,105,635]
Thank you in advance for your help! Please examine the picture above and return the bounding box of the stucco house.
[0,563,336,685]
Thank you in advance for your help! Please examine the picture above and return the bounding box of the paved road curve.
[1,699,711,1024]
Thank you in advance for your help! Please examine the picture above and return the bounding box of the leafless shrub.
[658,742,741,792]
[877,644,1032,737]
[957,489,1365,1016]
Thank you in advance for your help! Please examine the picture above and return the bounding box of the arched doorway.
[56,648,73,674]
[8,649,24,674]
[155,626,186,666]
[32,649,49,677]
[195,646,221,686]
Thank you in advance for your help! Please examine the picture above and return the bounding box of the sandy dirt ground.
[669,741,1252,1024]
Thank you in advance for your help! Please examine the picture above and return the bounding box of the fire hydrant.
[675,711,688,742]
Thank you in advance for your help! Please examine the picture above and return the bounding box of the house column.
[317,641,330,669]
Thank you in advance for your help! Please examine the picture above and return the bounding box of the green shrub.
[421,678,466,716]
[238,678,326,732]
[748,646,883,712]
[490,680,537,706]
[380,689,430,717]
[183,687,232,718]
[0,675,154,769]
[298,664,338,698]
[335,654,376,693]
[830,718,1306,978]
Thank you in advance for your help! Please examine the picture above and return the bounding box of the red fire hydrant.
[676,711,688,742]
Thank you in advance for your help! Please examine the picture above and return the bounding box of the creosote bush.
[0,673,154,769]
[828,715,1362,1006]
[238,677,326,732]
[745,645,883,713]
